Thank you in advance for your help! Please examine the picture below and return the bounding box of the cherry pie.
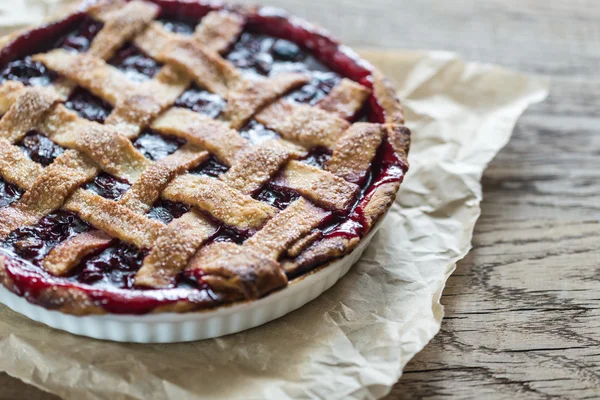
[0,0,410,315]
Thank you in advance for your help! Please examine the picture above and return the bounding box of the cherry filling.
[288,72,341,105]
[175,84,226,118]
[65,87,113,123]
[209,227,250,245]
[191,156,229,177]
[72,242,146,288]
[0,3,409,314]
[158,18,196,35]
[147,199,190,224]
[300,147,332,169]
[228,33,326,77]
[133,129,186,160]
[0,178,22,208]
[17,131,65,166]
[226,32,341,105]
[85,173,131,201]
[1,211,90,266]
[239,120,280,144]
[254,183,300,210]
[54,17,104,53]
[109,44,162,81]
[0,17,103,86]
[0,57,56,87]
[323,139,407,241]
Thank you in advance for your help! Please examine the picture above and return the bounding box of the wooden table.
[3,0,600,398]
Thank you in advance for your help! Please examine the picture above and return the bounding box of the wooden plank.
[387,218,600,399]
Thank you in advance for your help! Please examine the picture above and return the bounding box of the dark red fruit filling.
[147,199,190,224]
[239,120,280,144]
[226,32,340,104]
[65,87,113,123]
[158,18,196,35]
[288,72,341,105]
[72,243,145,288]
[0,2,409,315]
[18,131,65,166]
[0,17,103,86]
[227,33,276,76]
[1,211,90,266]
[109,44,162,81]
[209,225,251,245]
[85,173,131,201]
[175,84,226,118]
[133,129,186,161]
[300,147,332,169]
[54,17,104,53]
[227,33,326,76]
[0,57,57,86]
[254,183,300,211]
[191,156,229,177]
[323,139,406,241]
[0,178,22,208]
[271,39,304,62]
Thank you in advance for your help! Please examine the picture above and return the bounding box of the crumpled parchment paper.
[0,2,549,399]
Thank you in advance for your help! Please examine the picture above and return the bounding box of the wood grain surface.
[2,0,599,399]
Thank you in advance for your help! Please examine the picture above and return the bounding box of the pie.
[0,0,410,315]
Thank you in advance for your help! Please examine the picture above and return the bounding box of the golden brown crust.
[163,174,278,231]
[325,123,385,184]
[33,50,136,105]
[0,86,62,142]
[224,73,309,130]
[362,181,401,231]
[256,100,350,148]
[161,40,240,97]
[192,11,245,54]
[189,242,288,300]
[106,72,190,138]
[317,78,371,119]
[64,189,166,248]
[287,231,322,258]
[119,145,208,213]
[0,150,97,239]
[274,161,360,211]
[0,81,28,112]
[386,124,411,168]
[151,108,249,166]
[220,143,293,195]
[136,211,217,288]
[372,69,405,125]
[245,198,330,259]
[134,22,178,59]
[0,139,43,189]
[87,0,159,59]
[282,236,361,277]
[43,231,114,276]
[72,124,152,181]
[134,10,244,59]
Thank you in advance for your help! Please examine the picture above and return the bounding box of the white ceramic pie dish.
[0,220,382,343]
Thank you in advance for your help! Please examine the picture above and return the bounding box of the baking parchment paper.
[0,3,549,399]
